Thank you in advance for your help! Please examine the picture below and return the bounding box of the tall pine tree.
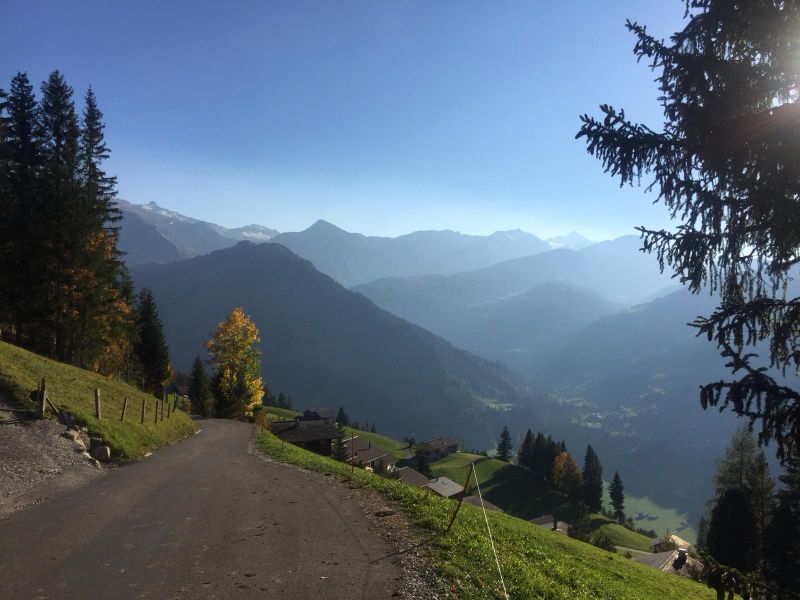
[609,471,625,523]
[134,289,171,396]
[497,426,512,462]
[582,445,604,512]
[188,355,212,417]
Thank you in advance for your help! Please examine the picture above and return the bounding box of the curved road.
[0,420,401,599]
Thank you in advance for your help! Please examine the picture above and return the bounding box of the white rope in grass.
[472,466,509,599]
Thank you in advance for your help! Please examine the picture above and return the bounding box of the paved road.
[0,420,402,599]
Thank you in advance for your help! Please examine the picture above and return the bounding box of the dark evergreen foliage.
[518,429,535,470]
[497,425,512,462]
[609,471,625,523]
[707,487,759,573]
[764,448,800,592]
[0,71,132,373]
[577,1,800,461]
[582,445,604,512]
[188,355,212,417]
[134,289,171,396]
[416,454,432,479]
[336,406,350,427]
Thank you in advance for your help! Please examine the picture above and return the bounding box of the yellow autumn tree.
[207,307,264,418]
[552,451,582,501]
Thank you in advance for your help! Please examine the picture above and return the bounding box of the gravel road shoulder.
[0,398,104,519]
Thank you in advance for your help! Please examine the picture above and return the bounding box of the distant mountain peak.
[547,231,596,250]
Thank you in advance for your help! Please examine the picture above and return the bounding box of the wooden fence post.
[94,389,101,419]
[37,378,46,419]
[154,398,158,423]
[140,397,146,424]
[167,399,171,419]
[120,396,128,422]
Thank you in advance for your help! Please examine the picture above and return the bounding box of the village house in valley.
[415,436,458,461]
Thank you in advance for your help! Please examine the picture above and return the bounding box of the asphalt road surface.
[0,419,402,599]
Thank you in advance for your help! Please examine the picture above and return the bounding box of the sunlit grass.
[258,430,716,599]
[0,341,196,458]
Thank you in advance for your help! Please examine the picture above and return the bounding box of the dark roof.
[416,437,458,452]
[302,407,335,420]
[424,477,464,498]
[343,436,372,454]
[462,496,503,513]
[396,467,430,487]
[530,514,569,534]
[350,447,397,467]
[271,419,342,443]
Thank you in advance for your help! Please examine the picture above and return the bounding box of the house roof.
[351,447,396,467]
[302,407,335,420]
[396,467,430,487]
[271,419,342,444]
[416,437,458,453]
[343,436,372,454]
[462,495,503,513]
[650,534,691,549]
[424,476,464,498]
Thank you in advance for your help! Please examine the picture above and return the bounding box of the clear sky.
[2,1,687,239]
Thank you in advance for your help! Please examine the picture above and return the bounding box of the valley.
[117,199,750,541]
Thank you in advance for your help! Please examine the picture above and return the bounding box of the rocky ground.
[0,393,105,519]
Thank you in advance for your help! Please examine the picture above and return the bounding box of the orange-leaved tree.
[552,451,582,502]
[207,307,264,419]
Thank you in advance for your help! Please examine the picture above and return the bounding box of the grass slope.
[431,453,655,551]
[589,515,654,552]
[258,431,715,600]
[431,453,560,520]
[0,341,195,459]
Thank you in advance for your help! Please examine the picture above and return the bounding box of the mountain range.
[131,241,546,445]
[117,200,278,266]
[119,199,758,529]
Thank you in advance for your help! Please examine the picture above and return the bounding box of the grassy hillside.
[431,453,559,520]
[0,341,195,458]
[342,426,408,458]
[589,515,654,552]
[263,406,301,419]
[258,431,715,600]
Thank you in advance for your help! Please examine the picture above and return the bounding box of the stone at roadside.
[88,458,102,469]
[90,445,111,462]
[89,437,104,449]
[61,430,79,442]
[73,439,86,452]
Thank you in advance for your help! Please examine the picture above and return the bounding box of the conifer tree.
[38,71,82,360]
[582,445,604,512]
[609,471,625,523]
[497,426,512,462]
[1,73,42,347]
[707,487,759,573]
[134,289,171,396]
[416,454,432,479]
[578,1,800,460]
[188,355,213,417]
[764,448,800,592]
[518,429,535,470]
[336,406,350,427]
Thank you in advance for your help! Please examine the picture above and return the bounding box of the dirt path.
[0,419,405,599]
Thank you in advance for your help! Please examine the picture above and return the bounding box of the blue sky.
[2,1,686,239]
